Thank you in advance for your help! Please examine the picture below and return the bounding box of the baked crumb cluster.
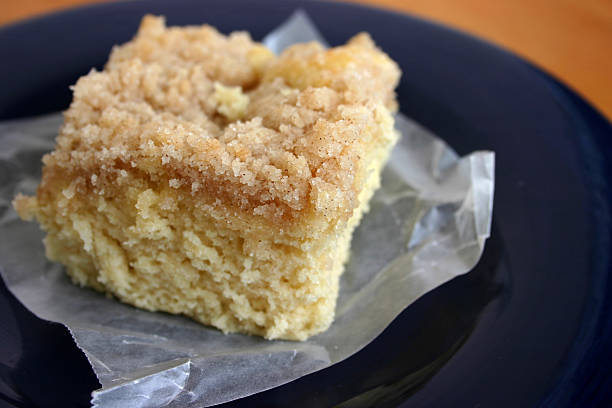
[14,15,401,340]
[50,15,399,225]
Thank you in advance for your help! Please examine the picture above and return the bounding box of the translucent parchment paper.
[0,11,494,407]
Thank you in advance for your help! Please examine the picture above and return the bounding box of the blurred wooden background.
[2,0,611,120]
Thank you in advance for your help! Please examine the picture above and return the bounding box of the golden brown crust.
[39,15,400,227]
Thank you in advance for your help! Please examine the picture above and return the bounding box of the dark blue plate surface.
[1,1,611,407]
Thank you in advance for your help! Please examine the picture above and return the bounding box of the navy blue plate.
[1,1,611,407]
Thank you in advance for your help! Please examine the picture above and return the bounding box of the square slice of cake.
[14,15,401,340]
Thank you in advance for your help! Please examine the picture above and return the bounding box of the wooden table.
[2,0,611,120]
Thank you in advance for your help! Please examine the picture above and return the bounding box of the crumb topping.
[43,15,400,224]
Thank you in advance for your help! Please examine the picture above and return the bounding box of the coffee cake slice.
[14,15,401,340]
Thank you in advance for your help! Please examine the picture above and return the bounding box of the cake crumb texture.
[13,15,401,340]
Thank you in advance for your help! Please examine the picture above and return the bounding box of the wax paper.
[0,11,494,407]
